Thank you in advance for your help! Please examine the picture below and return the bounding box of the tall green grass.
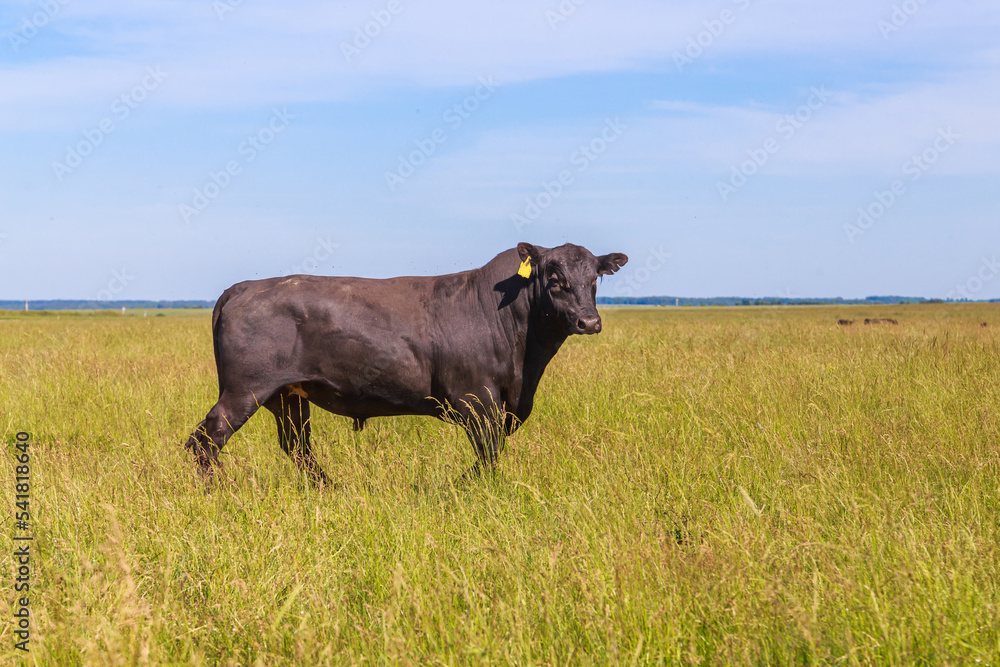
[1,305,998,664]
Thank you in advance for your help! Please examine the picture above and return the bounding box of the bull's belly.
[293,380,441,420]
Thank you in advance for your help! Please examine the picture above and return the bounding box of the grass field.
[1,304,999,665]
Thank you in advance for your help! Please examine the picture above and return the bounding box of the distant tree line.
[596,296,965,306]
[1,296,995,311]
[0,300,215,311]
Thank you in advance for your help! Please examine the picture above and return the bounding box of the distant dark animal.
[864,318,899,325]
[838,319,855,325]
[982,322,989,327]
[184,243,628,482]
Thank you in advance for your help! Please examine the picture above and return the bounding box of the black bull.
[184,242,628,482]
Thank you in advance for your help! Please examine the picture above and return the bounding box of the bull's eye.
[546,268,573,293]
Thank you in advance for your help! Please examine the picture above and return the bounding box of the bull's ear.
[597,252,628,276]
[517,242,541,264]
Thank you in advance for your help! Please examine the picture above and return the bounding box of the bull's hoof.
[311,471,333,488]
[196,461,221,482]
[318,479,343,491]
[457,461,501,485]
[459,464,481,483]
[190,449,222,481]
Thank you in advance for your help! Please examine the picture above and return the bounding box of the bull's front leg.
[463,427,506,478]
[457,394,510,479]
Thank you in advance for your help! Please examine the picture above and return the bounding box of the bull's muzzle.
[574,315,602,335]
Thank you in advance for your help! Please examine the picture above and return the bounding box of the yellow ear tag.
[517,258,532,278]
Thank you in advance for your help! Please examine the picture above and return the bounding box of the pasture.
[1,304,998,664]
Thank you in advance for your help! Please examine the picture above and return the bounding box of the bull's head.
[517,242,628,335]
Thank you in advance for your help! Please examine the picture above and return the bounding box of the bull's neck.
[509,276,567,409]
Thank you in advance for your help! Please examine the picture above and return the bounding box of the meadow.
[0,304,998,665]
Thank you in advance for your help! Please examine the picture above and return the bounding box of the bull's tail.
[210,284,245,396]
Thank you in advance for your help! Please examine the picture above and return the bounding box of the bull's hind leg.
[184,391,263,477]
[264,389,329,485]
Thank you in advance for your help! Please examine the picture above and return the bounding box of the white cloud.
[643,69,1000,176]
[2,0,997,130]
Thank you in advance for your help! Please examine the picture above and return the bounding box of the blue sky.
[1,0,999,300]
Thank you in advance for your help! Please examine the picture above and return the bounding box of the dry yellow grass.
[0,304,998,664]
